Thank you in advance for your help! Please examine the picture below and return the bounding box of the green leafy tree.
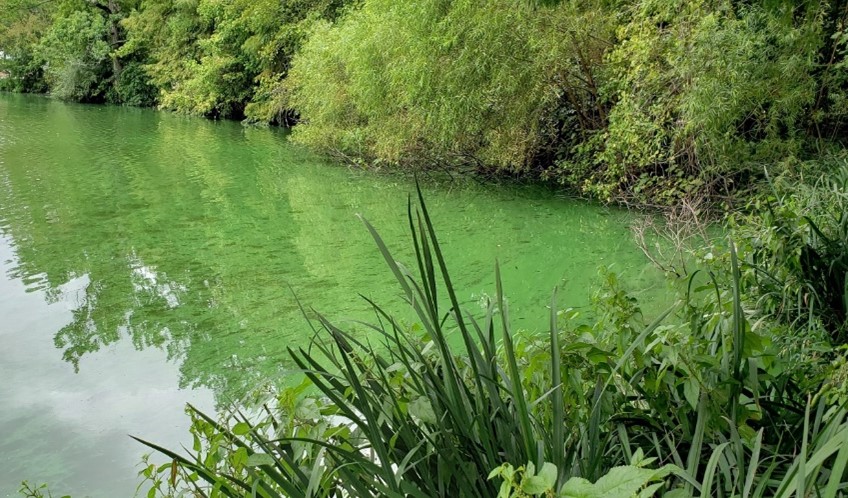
[37,8,113,101]
[118,0,348,120]
[550,0,846,204]
[0,0,55,92]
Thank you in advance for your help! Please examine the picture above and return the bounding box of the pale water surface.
[0,94,665,497]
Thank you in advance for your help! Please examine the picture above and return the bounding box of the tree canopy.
[2,0,847,203]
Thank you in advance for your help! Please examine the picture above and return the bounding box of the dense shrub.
[287,0,613,170]
[731,156,848,343]
[36,9,113,102]
[572,0,829,203]
[0,0,53,94]
[117,0,348,120]
[115,59,158,107]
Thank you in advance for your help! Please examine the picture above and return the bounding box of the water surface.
[0,93,664,497]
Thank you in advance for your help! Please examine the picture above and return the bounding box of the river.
[0,93,665,497]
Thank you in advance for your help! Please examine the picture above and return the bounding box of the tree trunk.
[107,0,122,86]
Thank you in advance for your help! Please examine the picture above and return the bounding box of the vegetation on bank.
[118,165,847,497]
[2,0,847,204]
[5,1,848,495]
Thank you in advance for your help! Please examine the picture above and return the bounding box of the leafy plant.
[733,158,848,342]
[17,482,68,498]
[489,450,678,498]
[36,9,113,102]
[131,185,848,497]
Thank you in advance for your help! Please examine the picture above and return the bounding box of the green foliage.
[5,0,848,204]
[117,0,347,119]
[0,0,54,93]
[132,186,848,497]
[545,0,840,204]
[118,0,215,113]
[489,461,561,497]
[37,9,113,102]
[490,453,677,498]
[115,59,158,106]
[288,0,848,204]
[288,0,613,169]
[17,482,68,498]
[1,0,344,111]
[732,157,848,342]
[0,0,152,104]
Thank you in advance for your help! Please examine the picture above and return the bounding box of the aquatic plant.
[133,185,848,497]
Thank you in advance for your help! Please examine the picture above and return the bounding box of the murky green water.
[0,93,665,497]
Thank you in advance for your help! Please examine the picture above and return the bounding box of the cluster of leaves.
[567,0,829,204]
[0,0,156,104]
[17,481,68,498]
[287,0,848,204]
[0,0,54,93]
[37,7,114,102]
[489,453,677,498]
[131,185,848,497]
[117,0,349,120]
[287,0,611,170]
[729,156,848,343]
[0,0,347,116]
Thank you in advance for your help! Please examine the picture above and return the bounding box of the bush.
[0,0,53,93]
[36,9,113,103]
[550,0,832,204]
[115,60,158,107]
[732,157,848,343]
[287,0,612,170]
[116,0,348,120]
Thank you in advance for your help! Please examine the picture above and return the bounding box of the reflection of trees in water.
[0,103,294,401]
[0,96,663,406]
[0,100,420,404]
[51,254,193,372]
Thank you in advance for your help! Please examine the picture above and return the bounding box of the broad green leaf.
[537,462,558,489]
[559,465,676,498]
[232,422,251,436]
[683,377,699,410]
[295,398,321,420]
[524,475,554,495]
[408,396,437,424]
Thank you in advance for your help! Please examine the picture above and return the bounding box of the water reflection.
[0,93,665,495]
[0,233,214,497]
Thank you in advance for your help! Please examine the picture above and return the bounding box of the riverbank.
[4,0,848,492]
[4,88,847,496]
[3,0,847,208]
